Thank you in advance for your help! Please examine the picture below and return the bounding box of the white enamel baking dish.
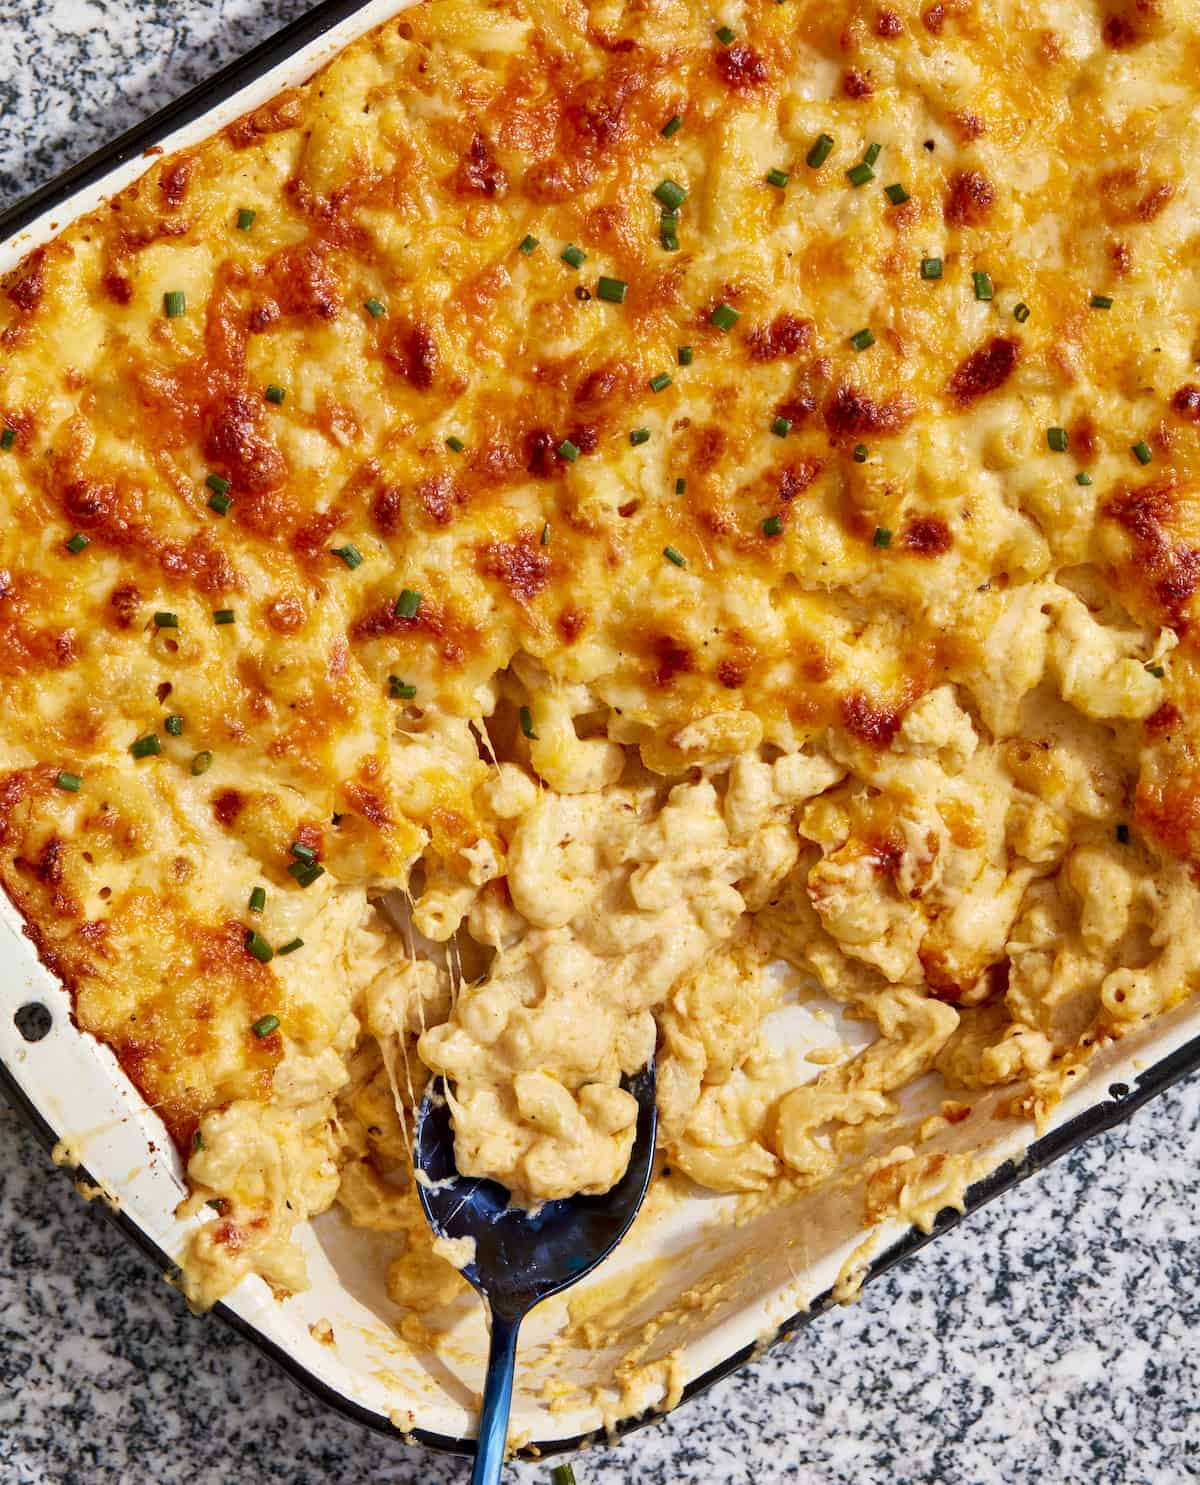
[3,0,1200,1458]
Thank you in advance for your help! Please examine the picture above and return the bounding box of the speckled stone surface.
[2,5,1200,1482]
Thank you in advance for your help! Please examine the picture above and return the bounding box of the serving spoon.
[414,1063,657,1483]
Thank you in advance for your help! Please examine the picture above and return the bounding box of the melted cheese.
[3,0,1200,1323]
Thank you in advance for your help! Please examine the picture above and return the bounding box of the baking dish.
[3,0,1200,1459]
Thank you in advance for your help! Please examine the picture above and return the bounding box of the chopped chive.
[806,133,835,169]
[291,842,317,863]
[972,271,993,302]
[1091,294,1113,310]
[663,545,686,567]
[445,435,466,453]
[163,291,186,319]
[675,477,687,494]
[766,168,790,190]
[654,179,687,211]
[709,302,740,332]
[630,427,651,446]
[561,244,586,269]
[863,143,881,167]
[715,25,736,43]
[331,544,364,569]
[660,229,680,253]
[551,1468,577,1485]
[558,439,580,463]
[771,415,792,437]
[1116,823,1130,844]
[1075,471,1093,486]
[847,163,875,187]
[389,675,417,699]
[1047,427,1069,452]
[1132,441,1153,465]
[849,328,875,351]
[873,526,892,548]
[265,384,286,405]
[1013,302,1031,324]
[65,533,89,554]
[0,428,14,451]
[130,734,161,759]
[251,1009,280,1033]
[395,589,421,619]
[249,886,266,914]
[540,523,550,546]
[920,257,943,281]
[212,609,235,625]
[288,860,326,888]
[519,705,538,740]
[236,208,256,231]
[165,714,184,737]
[762,515,783,537]
[597,276,628,304]
[884,183,909,205]
[208,490,232,516]
[206,473,230,495]
[650,373,673,393]
[662,114,683,138]
[1147,664,1165,678]
[852,444,868,463]
[364,298,386,318]
[191,750,213,775]
[192,1131,204,1153]
[276,939,304,956]
[518,234,539,256]
[54,771,82,793]
[154,612,178,629]
[677,345,694,366]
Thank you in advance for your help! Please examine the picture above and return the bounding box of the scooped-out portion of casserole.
[1,0,1198,1320]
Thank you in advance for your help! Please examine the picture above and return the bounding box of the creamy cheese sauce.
[1,0,1199,1386]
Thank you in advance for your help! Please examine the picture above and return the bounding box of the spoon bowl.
[414,1062,657,1481]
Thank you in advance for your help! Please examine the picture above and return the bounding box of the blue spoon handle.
[471,1309,521,1485]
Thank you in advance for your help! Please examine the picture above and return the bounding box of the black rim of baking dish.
[5,1027,1200,1462]
[4,0,1200,1460]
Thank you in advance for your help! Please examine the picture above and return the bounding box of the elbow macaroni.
[0,0,1198,1320]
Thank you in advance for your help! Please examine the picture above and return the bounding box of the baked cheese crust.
[2,0,1199,1316]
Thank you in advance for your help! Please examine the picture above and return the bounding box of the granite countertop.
[2,5,1199,1482]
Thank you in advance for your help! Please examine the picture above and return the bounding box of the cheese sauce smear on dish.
[1,0,1198,1321]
